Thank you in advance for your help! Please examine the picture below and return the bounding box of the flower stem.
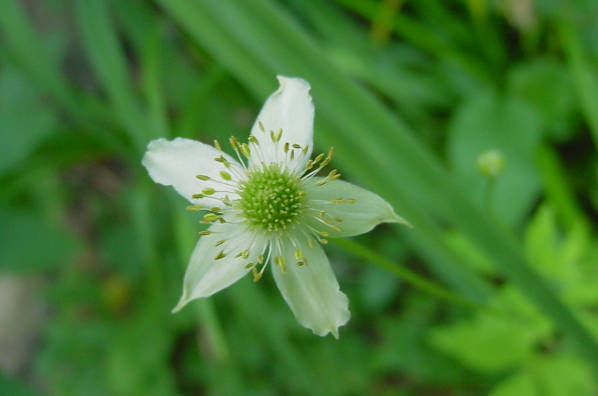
[331,238,477,309]
[331,238,535,323]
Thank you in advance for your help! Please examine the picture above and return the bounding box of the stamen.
[196,174,211,181]
[274,256,287,274]
[214,250,226,260]
[214,139,222,152]
[235,249,250,259]
[258,121,265,132]
[186,204,203,211]
[240,143,251,158]
[199,230,211,236]
[252,267,262,282]
[202,188,216,195]
[215,240,226,247]
[219,171,232,181]
[214,155,231,169]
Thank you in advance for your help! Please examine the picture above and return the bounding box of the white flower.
[142,76,408,337]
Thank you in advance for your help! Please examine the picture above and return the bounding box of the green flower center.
[239,164,305,234]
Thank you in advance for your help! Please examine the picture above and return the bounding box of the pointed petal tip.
[171,296,189,314]
[330,327,340,339]
[391,212,412,228]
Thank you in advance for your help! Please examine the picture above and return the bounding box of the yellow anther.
[186,204,203,211]
[276,128,283,142]
[319,231,329,237]
[215,155,231,168]
[245,262,254,269]
[294,250,303,260]
[203,213,220,222]
[258,121,265,132]
[302,145,308,155]
[248,135,258,144]
[317,210,326,217]
[274,256,287,274]
[290,151,295,160]
[214,250,226,260]
[318,237,328,245]
[346,198,356,204]
[314,153,325,163]
[220,171,232,181]
[198,230,211,236]
[215,240,226,247]
[334,217,343,222]
[213,139,222,152]
[307,238,315,248]
[292,144,302,149]
[240,143,251,157]
[284,142,289,152]
[235,249,249,259]
[305,160,314,170]
[202,188,215,195]
[252,267,263,282]
[196,174,211,181]
[192,194,205,199]
[229,136,239,150]
[327,146,334,159]
[257,255,264,264]
[210,207,222,212]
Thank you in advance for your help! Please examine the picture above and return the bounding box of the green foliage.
[429,205,598,393]
[1,0,598,394]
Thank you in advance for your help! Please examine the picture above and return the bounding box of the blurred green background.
[2,0,598,394]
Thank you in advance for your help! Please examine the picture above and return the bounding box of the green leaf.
[448,90,542,225]
[0,67,57,174]
[0,207,80,273]
[561,22,598,150]
[74,0,150,152]
[507,58,578,141]
[429,286,551,373]
[490,355,597,396]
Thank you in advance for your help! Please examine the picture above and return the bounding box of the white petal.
[272,233,350,338]
[142,137,243,206]
[248,76,314,174]
[303,178,409,238]
[172,223,266,312]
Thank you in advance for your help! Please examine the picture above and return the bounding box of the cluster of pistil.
[186,124,354,282]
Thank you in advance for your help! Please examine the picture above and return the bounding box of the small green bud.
[477,149,505,178]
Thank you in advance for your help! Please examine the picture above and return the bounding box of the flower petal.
[272,233,350,338]
[142,137,243,206]
[249,76,314,173]
[303,178,409,238]
[172,223,266,313]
